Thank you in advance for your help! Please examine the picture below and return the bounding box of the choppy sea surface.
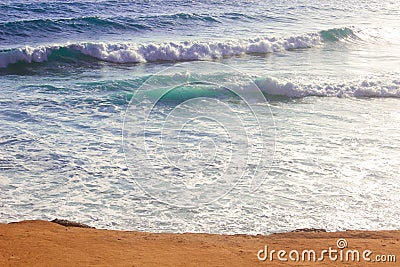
[1,0,400,234]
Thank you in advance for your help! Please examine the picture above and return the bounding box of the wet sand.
[0,220,398,266]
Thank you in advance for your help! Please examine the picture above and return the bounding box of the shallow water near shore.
[0,0,400,234]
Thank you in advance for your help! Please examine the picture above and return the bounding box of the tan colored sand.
[0,220,399,266]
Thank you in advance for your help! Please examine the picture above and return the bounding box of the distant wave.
[139,13,221,23]
[0,13,225,39]
[320,27,357,42]
[0,16,149,37]
[0,33,321,68]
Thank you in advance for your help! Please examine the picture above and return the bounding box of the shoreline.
[0,220,398,266]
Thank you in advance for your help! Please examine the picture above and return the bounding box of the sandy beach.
[0,220,398,266]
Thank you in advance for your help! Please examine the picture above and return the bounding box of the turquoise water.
[0,0,400,233]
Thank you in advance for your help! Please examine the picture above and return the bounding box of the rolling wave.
[0,13,224,40]
[125,75,400,101]
[0,16,149,37]
[2,26,395,69]
[158,75,400,99]
[253,76,400,98]
[0,33,321,68]
[18,74,400,100]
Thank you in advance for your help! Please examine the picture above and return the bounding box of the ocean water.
[0,0,399,234]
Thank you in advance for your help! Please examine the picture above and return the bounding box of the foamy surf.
[2,26,399,69]
[137,75,400,99]
[252,77,400,98]
[1,32,323,68]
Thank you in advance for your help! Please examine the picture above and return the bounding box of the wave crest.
[3,26,396,68]
[0,33,321,68]
[254,77,400,98]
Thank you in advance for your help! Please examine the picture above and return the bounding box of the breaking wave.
[0,33,321,68]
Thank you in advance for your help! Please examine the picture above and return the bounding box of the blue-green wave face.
[320,27,357,42]
[135,84,234,104]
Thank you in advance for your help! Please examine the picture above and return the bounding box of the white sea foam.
[133,74,400,98]
[0,45,56,68]
[71,34,321,62]
[0,33,321,68]
[254,76,400,98]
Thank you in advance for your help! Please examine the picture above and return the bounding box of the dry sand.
[0,220,399,266]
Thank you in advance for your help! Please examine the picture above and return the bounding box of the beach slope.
[0,220,398,266]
